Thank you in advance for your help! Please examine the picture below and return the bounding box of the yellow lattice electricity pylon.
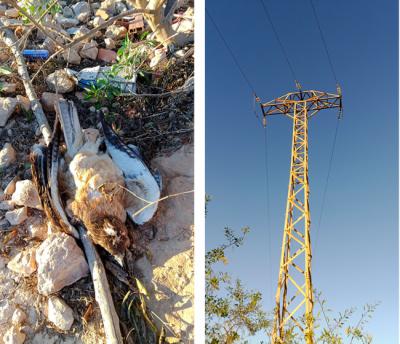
[260,89,342,344]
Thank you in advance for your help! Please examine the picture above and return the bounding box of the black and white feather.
[99,112,162,225]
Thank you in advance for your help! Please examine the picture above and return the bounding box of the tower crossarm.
[260,90,342,118]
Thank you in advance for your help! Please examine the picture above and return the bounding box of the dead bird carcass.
[31,99,162,265]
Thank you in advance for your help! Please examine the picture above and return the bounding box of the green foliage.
[315,294,378,344]
[83,69,121,105]
[122,278,163,344]
[280,293,379,344]
[139,31,151,41]
[206,227,270,343]
[83,80,121,104]
[84,35,157,103]
[20,0,61,23]
[23,109,34,123]
[115,35,157,78]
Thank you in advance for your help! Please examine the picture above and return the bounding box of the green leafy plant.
[20,0,61,23]
[23,108,34,123]
[122,278,158,343]
[272,294,379,344]
[314,294,378,344]
[113,35,158,78]
[83,69,122,105]
[206,227,271,343]
[121,277,179,344]
[84,35,160,103]
[139,31,151,41]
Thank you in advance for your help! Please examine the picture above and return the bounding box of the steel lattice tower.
[260,89,342,344]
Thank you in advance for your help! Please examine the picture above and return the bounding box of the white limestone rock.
[0,200,15,211]
[11,180,42,210]
[46,70,75,94]
[93,16,105,28]
[0,143,16,168]
[1,83,17,95]
[105,24,127,39]
[72,1,91,22]
[5,207,28,225]
[0,300,15,325]
[150,49,167,68]
[27,220,47,240]
[7,248,37,276]
[62,6,74,18]
[104,37,116,49]
[62,48,81,65]
[47,296,74,331]
[5,8,19,19]
[54,13,79,29]
[100,0,116,15]
[79,41,98,60]
[36,233,89,295]
[74,25,90,42]
[0,97,18,126]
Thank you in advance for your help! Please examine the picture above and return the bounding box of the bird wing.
[55,99,83,159]
[99,113,161,225]
[31,116,79,238]
[49,117,79,238]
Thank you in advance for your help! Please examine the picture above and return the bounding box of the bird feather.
[99,113,161,225]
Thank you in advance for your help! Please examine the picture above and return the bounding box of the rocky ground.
[0,0,194,343]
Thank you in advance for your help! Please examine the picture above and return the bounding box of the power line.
[309,0,339,85]
[263,128,274,301]
[258,0,299,85]
[314,117,341,256]
[206,8,258,96]
[307,0,342,256]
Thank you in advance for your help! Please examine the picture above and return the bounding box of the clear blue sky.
[206,0,398,342]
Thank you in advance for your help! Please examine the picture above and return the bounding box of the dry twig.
[4,0,64,49]
[0,28,51,143]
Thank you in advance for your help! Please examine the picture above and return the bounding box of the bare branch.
[4,0,64,49]
[0,28,51,144]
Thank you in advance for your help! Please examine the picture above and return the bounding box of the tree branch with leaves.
[206,227,271,343]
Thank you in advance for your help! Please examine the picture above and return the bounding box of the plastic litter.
[66,66,136,94]
[22,49,49,60]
